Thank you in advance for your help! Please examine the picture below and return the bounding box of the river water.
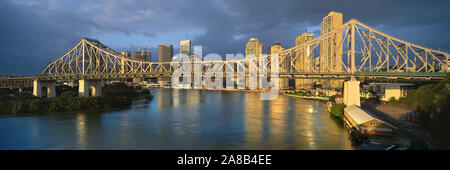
[0,88,354,150]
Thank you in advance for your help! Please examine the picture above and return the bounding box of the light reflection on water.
[0,88,354,150]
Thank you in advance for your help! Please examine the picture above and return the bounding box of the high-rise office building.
[245,37,263,62]
[180,40,191,56]
[268,42,288,89]
[320,11,343,89]
[295,32,314,90]
[245,37,263,89]
[133,48,151,61]
[158,44,173,62]
[268,41,283,57]
[158,44,173,83]
[121,51,131,58]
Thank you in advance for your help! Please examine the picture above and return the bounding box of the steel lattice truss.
[0,77,34,88]
[40,19,449,81]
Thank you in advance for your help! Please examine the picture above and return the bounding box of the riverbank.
[0,82,153,115]
[283,94,329,101]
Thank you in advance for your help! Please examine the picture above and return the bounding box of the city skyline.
[1,0,450,75]
[0,0,449,153]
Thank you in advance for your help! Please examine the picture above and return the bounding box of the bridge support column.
[33,80,56,98]
[343,77,360,106]
[79,79,89,97]
[33,80,42,97]
[48,83,56,98]
[90,80,103,97]
[79,79,103,97]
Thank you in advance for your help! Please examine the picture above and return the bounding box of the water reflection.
[0,88,354,150]
[76,114,87,149]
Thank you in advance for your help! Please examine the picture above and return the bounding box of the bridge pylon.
[79,79,103,97]
[343,76,360,107]
[33,79,56,98]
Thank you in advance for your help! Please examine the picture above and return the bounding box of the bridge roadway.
[1,71,447,88]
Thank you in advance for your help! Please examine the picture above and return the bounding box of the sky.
[1,0,449,75]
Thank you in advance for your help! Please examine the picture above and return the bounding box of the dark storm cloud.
[1,0,449,75]
[0,0,99,75]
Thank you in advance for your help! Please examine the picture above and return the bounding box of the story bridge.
[0,19,448,99]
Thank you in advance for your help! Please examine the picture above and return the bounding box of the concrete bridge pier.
[343,76,360,106]
[79,79,103,97]
[33,80,56,98]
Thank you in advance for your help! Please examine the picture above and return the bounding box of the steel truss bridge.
[1,19,449,89]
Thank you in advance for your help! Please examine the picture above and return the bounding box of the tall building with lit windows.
[245,37,263,61]
[320,11,343,89]
[268,42,287,89]
[245,37,263,89]
[267,41,289,90]
[295,32,314,90]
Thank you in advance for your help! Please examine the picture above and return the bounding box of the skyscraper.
[133,48,151,61]
[180,40,191,56]
[245,37,263,89]
[158,44,173,62]
[268,42,287,89]
[158,44,173,83]
[245,37,263,62]
[320,11,343,89]
[295,32,314,90]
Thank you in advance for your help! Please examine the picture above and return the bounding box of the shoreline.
[156,87,330,101]
[0,98,152,118]
[283,94,329,101]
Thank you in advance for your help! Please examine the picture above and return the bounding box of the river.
[0,88,354,150]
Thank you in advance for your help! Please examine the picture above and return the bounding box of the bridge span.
[0,19,448,100]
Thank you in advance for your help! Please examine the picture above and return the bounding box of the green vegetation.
[330,103,346,119]
[288,91,312,97]
[0,82,153,115]
[328,94,339,103]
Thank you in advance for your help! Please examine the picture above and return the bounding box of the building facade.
[158,44,174,83]
[268,42,287,89]
[295,32,314,90]
[320,11,343,89]
[158,44,173,62]
[245,37,263,89]
[180,40,191,56]
[343,105,396,136]
[133,48,151,61]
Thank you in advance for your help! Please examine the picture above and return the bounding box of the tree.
[60,91,78,98]
[330,103,346,118]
